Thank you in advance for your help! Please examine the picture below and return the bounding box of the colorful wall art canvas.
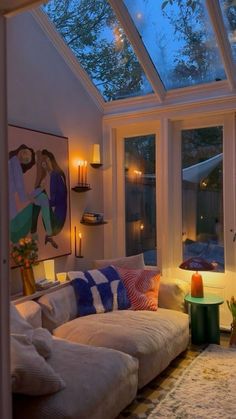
[9,125,71,264]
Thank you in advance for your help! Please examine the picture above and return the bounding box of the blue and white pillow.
[70,265,130,317]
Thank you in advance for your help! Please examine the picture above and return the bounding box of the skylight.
[123,0,226,89]
[219,0,236,62]
[42,0,153,102]
[41,0,235,103]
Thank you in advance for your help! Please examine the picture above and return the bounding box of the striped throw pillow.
[70,265,130,317]
[117,267,161,311]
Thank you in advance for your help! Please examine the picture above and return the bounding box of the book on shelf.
[81,211,104,224]
[35,279,60,290]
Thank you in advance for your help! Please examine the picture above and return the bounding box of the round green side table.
[185,294,224,345]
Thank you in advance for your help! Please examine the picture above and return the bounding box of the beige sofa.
[12,274,190,419]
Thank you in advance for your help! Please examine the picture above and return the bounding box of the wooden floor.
[118,332,230,418]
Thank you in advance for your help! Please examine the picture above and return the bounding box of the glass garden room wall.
[103,113,236,328]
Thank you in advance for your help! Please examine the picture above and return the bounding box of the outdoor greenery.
[43,0,235,100]
[43,0,150,101]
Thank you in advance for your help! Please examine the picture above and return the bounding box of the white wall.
[7,11,104,294]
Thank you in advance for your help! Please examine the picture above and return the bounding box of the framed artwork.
[8,125,71,264]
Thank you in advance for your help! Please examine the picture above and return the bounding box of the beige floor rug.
[148,344,236,418]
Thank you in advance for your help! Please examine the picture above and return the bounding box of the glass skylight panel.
[123,0,226,89]
[219,0,236,62]
[42,0,153,102]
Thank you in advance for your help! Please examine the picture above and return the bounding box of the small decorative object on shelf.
[35,278,60,291]
[11,237,38,296]
[227,296,236,347]
[90,144,102,168]
[72,160,91,191]
[80,211,106,225]
[74,226,84,258]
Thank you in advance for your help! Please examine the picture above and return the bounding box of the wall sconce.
[90,144,102,168]
[74,226,83,258]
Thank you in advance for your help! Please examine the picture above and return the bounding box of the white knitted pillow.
[10,303,53,358]
[11,334,65,395]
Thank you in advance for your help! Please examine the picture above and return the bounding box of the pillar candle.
[92,144,101,164]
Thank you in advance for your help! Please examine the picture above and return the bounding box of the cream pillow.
[31,328,53,359]
[15,300,42,328]
[11,334,65,395]
[10,303,53,359]
[94,253,145,269]
[158,277,190,312]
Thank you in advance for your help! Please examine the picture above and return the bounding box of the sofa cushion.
[117,267,161,311]
[158,277,190,312]
[70,266,130,317]
[53,309,189,388]
[10,303,53,359]
[11,334,65,396]
[13,337,138,419]
[15,300,42,328]
[94,253,145,269]
[38,284,77,332]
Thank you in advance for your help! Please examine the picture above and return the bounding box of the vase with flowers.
[227,296,236,347]
[11,237,38,296]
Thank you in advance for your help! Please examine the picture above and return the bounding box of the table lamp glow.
[179,257,214,298]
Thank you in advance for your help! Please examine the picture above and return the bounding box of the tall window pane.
[125,135,156,266]
[182,126,224,272]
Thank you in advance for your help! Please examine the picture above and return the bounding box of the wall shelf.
[72,185,91,192]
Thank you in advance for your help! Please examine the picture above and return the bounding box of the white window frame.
[103,121,161,266]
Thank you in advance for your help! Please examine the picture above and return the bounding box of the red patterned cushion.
[116,267,161,311]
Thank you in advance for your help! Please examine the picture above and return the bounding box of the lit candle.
[81,161,84,185]
[78,232,82,257]
[92,144,101,164]
[74,225,77,255]
[78,161,81,184]
[84,161,87,185]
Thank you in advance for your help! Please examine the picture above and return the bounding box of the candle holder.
[74,226,84,258]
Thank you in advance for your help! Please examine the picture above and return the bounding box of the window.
[124,134,156,265]
[181,126,224,272]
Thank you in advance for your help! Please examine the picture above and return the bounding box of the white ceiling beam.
[1,1,47,17]
[108,0,166,103]
[206,0,236,91]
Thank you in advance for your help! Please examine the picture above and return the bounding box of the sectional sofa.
[11,256,190,419]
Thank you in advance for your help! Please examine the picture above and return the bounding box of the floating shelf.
[72,185,91,192]
[90,163,103,169]
[80,221,108,226]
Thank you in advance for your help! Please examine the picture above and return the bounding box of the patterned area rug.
[147,344,236,418]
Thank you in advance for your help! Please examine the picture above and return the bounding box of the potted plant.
[227,296,236,347]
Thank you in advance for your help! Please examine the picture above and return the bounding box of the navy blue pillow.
[70,265,130,317]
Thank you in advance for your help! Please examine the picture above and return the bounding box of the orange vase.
[20,266,36,296]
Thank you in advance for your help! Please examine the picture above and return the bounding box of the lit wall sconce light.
[74,225,83,258]
[90,144,102,168]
